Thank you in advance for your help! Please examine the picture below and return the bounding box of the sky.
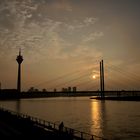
[0,0,140,91]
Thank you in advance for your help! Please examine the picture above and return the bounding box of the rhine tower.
[16,49,23,93]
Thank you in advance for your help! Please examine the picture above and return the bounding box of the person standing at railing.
[59,121,64,131]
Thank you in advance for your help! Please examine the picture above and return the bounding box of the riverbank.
[90,96,140,101]
[0,108,76,139]
[0,107,97,140]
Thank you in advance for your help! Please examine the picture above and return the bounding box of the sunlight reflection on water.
[0,97,140,139]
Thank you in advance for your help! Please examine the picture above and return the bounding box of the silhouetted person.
[59,121,64,131]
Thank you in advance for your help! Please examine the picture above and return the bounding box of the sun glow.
[92,75,96,79]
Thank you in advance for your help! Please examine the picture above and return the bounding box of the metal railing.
[0,107,106,140]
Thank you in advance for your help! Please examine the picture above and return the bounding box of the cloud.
[70,45,102,61]
[0,0,102,66]
[63,17,98,31]
[83,17,98,26]
[83,32,104,42]
[48,0,72,11]
[0,0,38,30]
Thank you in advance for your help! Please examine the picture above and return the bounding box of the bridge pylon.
[100,60,105,98]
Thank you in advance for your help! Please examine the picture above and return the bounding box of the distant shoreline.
[90,96,140,101]
[0,90,140,101]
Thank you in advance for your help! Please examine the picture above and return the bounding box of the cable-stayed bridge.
[25,59,140,98]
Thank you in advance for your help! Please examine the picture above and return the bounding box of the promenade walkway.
[0,108,67,139]
[0,107,106,140]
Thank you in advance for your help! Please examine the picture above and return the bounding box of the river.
[0,97,140,140]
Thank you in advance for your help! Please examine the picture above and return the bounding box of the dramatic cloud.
[0,0,140,90]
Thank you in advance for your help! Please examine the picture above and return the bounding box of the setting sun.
[92,75,96,79]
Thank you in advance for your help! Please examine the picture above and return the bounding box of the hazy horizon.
[0,0,140,91]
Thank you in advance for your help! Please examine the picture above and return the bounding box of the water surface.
[0,97,140,140]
